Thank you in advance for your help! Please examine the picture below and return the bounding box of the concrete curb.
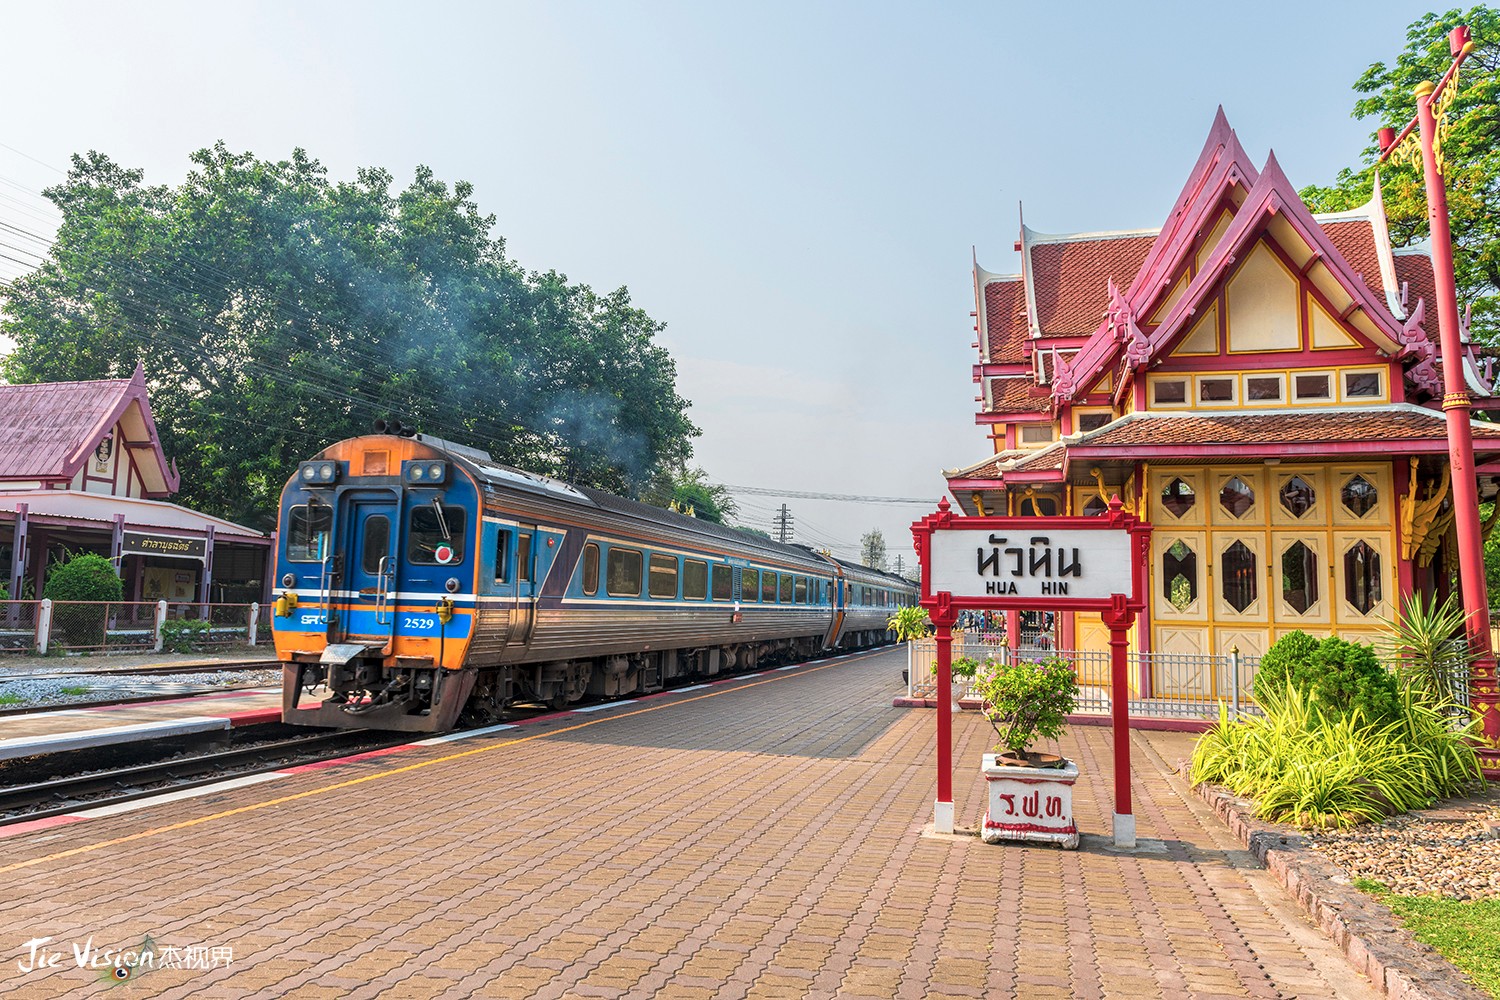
[1192,778,1488,1000]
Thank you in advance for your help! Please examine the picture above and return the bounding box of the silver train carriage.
[271,433,918,731]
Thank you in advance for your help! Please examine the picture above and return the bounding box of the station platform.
[0,687,285,760]
[0,648,1376,999]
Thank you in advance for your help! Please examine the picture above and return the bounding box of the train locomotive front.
[273,435,485,731]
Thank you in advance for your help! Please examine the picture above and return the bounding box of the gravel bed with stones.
[0,668,282,709]
[1306,795,1500,900]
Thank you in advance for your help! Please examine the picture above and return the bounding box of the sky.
[0,0,1451,570]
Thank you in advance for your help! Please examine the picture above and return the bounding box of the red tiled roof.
[1030,235,1155,335]
[984,279,1027,362]
[1321,220,1385,300]
[1072,407,1500,450]
[1393,250,1436,318]
[0,378,136,479]
[1009,447,1065,471]
[990,377,1051,415]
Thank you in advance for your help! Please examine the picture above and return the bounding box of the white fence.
[0,600,268,655]
[906,635,1260,722]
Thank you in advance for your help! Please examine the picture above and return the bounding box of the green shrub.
[1192,678,1483,830]
[42,553,123,603]
[43,553,123,647]
[972,655,1078,757]
[160,618,213,653]
[1253,630,1398,724]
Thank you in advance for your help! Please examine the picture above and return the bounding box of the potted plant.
[950,655,984,707]
[970,655,1081,848]
[887,606,932,689]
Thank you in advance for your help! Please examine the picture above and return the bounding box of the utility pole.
[773,504,794,544]
[894,554,904,576]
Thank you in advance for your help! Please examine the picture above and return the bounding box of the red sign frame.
[911,495,1152,847]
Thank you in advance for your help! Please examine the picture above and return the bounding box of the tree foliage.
[860,529,888,572]
[641,465,737,525]
[1300,7,1500,341]
[0,145,699,528]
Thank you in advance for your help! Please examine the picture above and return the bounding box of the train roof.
[440,444,901,581]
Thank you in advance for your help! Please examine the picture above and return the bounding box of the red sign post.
[912,496,1149,846]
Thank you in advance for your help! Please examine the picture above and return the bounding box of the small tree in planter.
[973,655,1079,766]
[972,655,1082,847]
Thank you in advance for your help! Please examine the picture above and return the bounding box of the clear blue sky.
[0,0,1447,568]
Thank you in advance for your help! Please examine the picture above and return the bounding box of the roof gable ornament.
[1106,279,1150,371]
[1050,350,1077,404]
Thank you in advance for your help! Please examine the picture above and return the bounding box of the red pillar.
[1413,73,1500,772]
[931,598,958,833]
[1102,594,1136,847]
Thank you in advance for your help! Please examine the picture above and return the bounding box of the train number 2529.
[402,616,438,631]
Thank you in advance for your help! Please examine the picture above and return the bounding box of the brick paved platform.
[0,648,1378,999]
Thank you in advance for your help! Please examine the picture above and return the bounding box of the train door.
[332,492,399,647]
[509,523,539,648]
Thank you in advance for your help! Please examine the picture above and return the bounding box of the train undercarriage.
[281,628,893,733]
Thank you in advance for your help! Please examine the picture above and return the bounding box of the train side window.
[741,568,759,602]
[408,506,467,565]
[683,559,708,600]
[582,543,599,596]
[795,577,808,603]
[517,533,533,583]
[762,573,777,603]
[779,574,793,603]
[711,564,732,601]
[287,504,332,562]
[493,529,512,583]
[360,516,390,575]
[607,547,643,597]
[649,554,679,599]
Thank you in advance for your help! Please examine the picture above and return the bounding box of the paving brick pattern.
[0,649,1377,999]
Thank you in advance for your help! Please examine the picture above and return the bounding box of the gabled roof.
[1059,147,1406,402]
[0,364,179,495]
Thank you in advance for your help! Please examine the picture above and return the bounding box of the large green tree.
[0,145,698,528]
[1301,7,1499,341]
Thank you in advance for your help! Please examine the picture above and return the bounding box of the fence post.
[154,600,168,653]
[36,599,51,655]
[248,603,260,647]
[1230,646,1241,720]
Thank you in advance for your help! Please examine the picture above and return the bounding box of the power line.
[716,483,937,506]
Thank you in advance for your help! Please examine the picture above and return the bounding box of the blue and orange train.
[271,431,916,731]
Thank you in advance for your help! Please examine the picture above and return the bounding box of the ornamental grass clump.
[1193,632,1483,831]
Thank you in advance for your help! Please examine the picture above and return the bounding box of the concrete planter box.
[980,753,1080,849]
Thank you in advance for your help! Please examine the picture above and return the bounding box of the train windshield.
[287,504,333,562]
[407,506,467,565]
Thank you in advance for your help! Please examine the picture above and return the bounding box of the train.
[270,431,918,731]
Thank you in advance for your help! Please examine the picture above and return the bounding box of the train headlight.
[403,460,448,485]
[445,577,461,593]
[281,572,296,588]
[298,461,339,486]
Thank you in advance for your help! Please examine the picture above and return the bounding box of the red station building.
[945,111,1500,694]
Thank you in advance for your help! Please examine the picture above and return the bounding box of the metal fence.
[0,600,268,655]
[906,635,1262,722]
[907,635,1480,723]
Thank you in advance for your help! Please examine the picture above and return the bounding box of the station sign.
[928,528,1133,601]
[122,531,207,561]
[911,498,1149,612]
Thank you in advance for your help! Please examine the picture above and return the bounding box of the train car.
[271,431,917,732]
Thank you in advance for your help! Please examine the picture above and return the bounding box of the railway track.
[0,659,278,682]
[0,724,409,825]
